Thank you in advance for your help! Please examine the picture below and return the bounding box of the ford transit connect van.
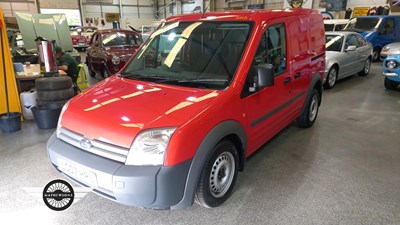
[47,9,325,209]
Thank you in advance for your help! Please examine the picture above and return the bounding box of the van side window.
[242,23,287,97]
[266,24,287,75]
[380,19,394,35]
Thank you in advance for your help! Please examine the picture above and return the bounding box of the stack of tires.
[31,77,75,129]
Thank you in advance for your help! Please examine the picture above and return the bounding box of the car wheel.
[372,48,381,62]
[384,77,398,90]
[324,66,338,89]
[358,57,371,76]
[195,140,239,208]
[37,88,75,101]
[35,77,72,91]
[86,57,96,78]
[296,89,320,128]
[101,67,109,78]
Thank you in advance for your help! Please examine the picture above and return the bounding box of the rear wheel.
[324,66,337,89]
[358,57,371,76]
[384,77,398,90]
[86,57,96,78]
[296,89,320,128]
[101,67,109,78]
[195,140,239,208]
[372,48,381,62]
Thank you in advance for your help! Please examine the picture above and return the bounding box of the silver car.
[380,42,400,60]
[324,31,373,89]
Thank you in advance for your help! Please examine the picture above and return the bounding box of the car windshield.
[120,21,252,90]
[102,32,142,47]
[344,18,381,32]
[326,34,343,52]
[324,24,334,31]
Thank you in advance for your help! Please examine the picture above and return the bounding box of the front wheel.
[101,67,109,78]
[324,66,337,89]
[195,140,239,208]
[384,77,398,90]
[296,89,320,128]
[358,57,371,76]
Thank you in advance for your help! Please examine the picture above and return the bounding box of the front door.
[242,22,294,155]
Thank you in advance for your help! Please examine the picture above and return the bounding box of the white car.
[324,19,349,31]
[324,31,373,89]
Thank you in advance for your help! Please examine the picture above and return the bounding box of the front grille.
[58,127,129,163]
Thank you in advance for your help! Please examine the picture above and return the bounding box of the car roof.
[323,19,349,25]
[96,29,139,35]
[325,31,361,36]
[165,8,318,23]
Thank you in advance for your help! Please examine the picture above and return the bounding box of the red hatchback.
[86,29,142,78]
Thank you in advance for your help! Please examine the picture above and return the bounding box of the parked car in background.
[380,42,400,60]
[382,55,400,90]
[15,12,81,63]
[70,27,88,51]
[324,19,348,31]
[6,29,39,64]
[83,26,98,45]
[86,29,143,78]
[343,15,400,61]
[324,31,372,89]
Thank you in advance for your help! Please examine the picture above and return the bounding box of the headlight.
[125,128,177,166]
[383,46,390,50]
[56,101,70,138]
[111,56,121,65]
[385,60,398,69]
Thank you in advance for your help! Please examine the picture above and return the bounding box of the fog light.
[115,181,125,189]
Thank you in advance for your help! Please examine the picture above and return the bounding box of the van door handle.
[283,77,291,84]
[294,73,301,79]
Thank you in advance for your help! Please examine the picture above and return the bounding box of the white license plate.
[58,159,98,187]
[78,43,85,46]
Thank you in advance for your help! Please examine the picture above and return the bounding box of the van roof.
[165,8,319,23]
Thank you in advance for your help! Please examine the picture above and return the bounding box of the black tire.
[323,66,337,89]
[35,77,72,91]
[37,88,75,101]
[86,57,96,78]
[384,77,398,90]
[36,99,69,108]
[195,140,239,208]
[296,89,320,128]
[358,57,371,76]
[101,67,109,78]
[372,48,381,62]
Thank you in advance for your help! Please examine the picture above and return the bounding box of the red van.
[47,9,325,209]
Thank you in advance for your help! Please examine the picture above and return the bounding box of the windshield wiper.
[178,78,228,83]
[119,72,178,82]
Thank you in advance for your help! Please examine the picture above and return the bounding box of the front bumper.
[382,72,399,77]
[47,133,191,209]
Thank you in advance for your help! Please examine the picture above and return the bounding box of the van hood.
[15,12,73,52]
[61,76,220,148]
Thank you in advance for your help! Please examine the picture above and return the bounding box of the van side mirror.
[346,45,356,51]
[249,64,274,92]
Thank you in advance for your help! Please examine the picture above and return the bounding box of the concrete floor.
[1,62,400,225]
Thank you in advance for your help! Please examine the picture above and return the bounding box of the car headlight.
[383,46,390,50]
[385,60,398,69]
[56,101,70,138]
[125,128,177,166]
[111,56,121,65]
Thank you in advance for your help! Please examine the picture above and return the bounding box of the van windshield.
[120,21,252,90]
[343,18,381,32]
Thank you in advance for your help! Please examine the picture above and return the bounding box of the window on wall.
[40,9,81,26]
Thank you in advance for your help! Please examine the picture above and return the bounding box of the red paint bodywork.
[61,9,325,166]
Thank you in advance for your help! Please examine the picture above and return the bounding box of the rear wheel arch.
[171,120,247,209]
